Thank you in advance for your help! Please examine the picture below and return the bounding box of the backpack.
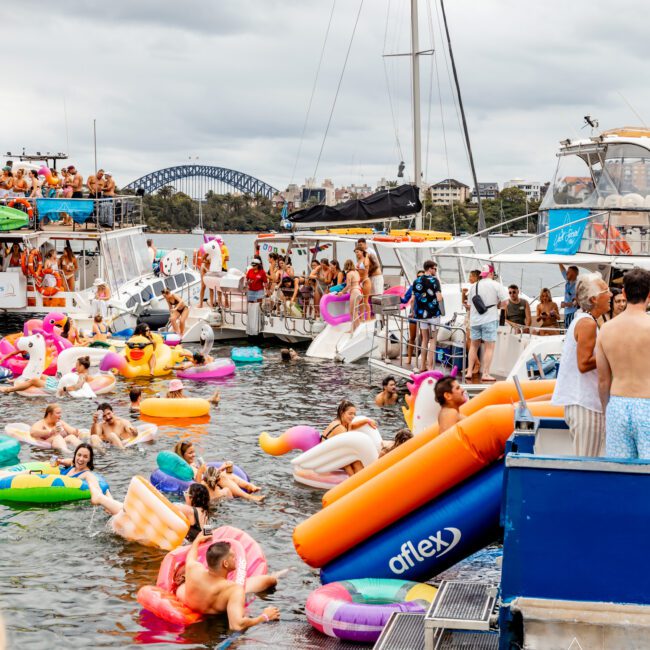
[471,278,494,315]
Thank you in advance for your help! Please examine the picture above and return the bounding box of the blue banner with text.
[545,209,589,255]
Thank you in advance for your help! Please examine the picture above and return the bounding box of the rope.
[312,0,365,184]
[290,0,337,186]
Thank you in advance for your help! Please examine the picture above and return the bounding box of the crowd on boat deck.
[0,161,117,200]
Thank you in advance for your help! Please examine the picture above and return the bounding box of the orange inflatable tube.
[323,380,557,507]
[294,400,562,568]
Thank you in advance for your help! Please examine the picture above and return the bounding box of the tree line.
[129,184,539,234]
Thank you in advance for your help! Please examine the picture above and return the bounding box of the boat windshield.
[541,143,650,211]
[395,245,465,284]
[102,231,152,290]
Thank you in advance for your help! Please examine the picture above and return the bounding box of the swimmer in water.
[176,533,287,630]
[435,376,467,432]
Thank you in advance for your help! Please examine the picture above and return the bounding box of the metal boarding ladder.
[373,581,499,650]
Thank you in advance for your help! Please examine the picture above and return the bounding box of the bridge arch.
[124,164,279,199]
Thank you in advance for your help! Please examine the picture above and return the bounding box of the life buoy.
[35,267,64,296]
[7,198,34,218]
[593,223,633,256]
[22,249,42,277]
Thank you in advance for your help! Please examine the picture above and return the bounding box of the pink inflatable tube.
[320,293,351,326]
[177,358,236,380]
[137,525,268,626]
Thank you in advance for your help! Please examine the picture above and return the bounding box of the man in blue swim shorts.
[597,268,650,459]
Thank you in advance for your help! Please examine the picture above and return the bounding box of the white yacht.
[371,126,650,386]
[0,195,204,339]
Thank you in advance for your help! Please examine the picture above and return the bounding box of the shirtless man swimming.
[375,375,399,406]
[30,403,86,453]
[597,267,650,459]
[435,376,467,432]
[177,533,284,631]
[91,402,137,449]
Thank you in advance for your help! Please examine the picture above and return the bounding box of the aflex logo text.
[389,527,462,575]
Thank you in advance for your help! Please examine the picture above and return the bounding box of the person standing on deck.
[552,272,611,456]
[559,264,579,329]
[596,268,650,459]
[466,264,508,383]
[412,260,443,373]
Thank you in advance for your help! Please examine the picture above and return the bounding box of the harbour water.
[0,232,546,649]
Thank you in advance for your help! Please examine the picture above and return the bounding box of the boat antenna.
[93,119,98,180]
[439,0,490,251]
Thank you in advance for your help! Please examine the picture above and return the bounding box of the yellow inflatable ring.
[140,398,210,419]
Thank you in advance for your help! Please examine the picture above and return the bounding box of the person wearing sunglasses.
[505,284,531,334]
[133,323,157,376]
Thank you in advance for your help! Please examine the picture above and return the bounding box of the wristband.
[261,613,269,622]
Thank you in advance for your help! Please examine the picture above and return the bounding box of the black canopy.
[288,184,422,228]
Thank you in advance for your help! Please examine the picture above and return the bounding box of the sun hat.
[93,278,106,287]
[168,379,184,392]
[251,257,263,266]
[480,264,495,278]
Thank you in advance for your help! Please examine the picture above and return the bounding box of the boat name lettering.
[388,527,462,574]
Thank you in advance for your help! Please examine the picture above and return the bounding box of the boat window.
[121,236,141,286]
[140,286,154,302]
[103,237,127,288]
[183,272,194,284]
[540,152,599,209]
[126,295,140,310]
[164,276,176,290]
[131,234,153,276]
[152,280,165,296]
[173,273,187,287]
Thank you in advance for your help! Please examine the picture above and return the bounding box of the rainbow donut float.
[137,525,268,626]
[0,461,109,504]
[306,578,436,643]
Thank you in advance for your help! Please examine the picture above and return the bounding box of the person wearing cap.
[246,257,268,303]
[166,377,220,404]
[466,264,508,383]
[103,172,116,197]
[93,278,111,319]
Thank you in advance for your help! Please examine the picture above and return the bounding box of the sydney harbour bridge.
[124,164,279,200]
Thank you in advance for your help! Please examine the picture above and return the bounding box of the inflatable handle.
[320,293,351,326]
[157,451,194,481]
[259,426,321,456]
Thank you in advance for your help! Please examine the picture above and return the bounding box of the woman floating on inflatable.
[0,334,52,394]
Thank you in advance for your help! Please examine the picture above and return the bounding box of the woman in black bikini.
[162,288,189,336]
[321,400,378,476]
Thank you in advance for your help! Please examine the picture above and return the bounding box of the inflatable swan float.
[259,418,383,489]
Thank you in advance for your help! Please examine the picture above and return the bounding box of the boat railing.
[371,310,469,377]
[0,195,143,231]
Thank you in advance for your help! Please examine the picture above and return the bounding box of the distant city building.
[504,179,542,201]
[429,178,470,205]
[471,182,499,202]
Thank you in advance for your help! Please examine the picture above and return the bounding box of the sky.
[3,0,650,193]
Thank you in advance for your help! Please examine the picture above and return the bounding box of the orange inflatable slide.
[323,379,557,507]
[294,381,561,569]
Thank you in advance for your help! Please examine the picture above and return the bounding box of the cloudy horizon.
[3,0,649,193]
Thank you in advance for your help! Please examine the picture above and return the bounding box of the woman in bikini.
[354,247,372,322]
[29,170,42,198]
[51,443,97,481]
[162,288,189,336]
[7,242,22,268]
[315,258,331,306]
[92,314,111,343]
[343,259,363,331]
[61,318,88,346]
[329,259,345,289]
[321,400,377,476]
[201,464,265,504]
[59,243,78,291]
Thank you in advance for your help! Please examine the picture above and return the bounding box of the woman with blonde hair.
[343,259,363,331]
[59,242,78,291]
[535,287,560,335]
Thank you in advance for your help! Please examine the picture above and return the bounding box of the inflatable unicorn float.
[0,311,70,377]
[259,418,383,490]
[0,333,115,397]
[200,236,245,293]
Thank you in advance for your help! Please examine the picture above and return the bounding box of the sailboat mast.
[439,0,490,251]
[410,0,423,230]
